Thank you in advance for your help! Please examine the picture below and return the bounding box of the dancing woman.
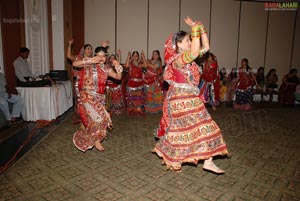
[143,50,164,113]
[234,58,257,110]
[153,17,228,173]
[199,52,220,109]
[67,40,93,124]
[72,46,123,152]
[124,51,147,116]
[106,50,125,115]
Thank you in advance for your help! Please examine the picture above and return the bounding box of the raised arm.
[116,49,121,63]
[140,51,147,67]
[108,59,123,80]
[124,51,131,68]
[72,56,101,68]
[174,17,210,67]
[67,39,77,62]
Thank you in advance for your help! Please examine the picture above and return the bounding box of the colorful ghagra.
[144,61,163,113]
[199,59,220,106]
[126,62,145,115]
[235,67,255,106]
[73,64,112,152]
[106,68,124,115]
[153,61,228,171]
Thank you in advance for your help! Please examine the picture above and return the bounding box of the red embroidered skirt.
[153,84,228,170]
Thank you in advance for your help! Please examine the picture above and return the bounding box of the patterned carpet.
[0,105,300,201]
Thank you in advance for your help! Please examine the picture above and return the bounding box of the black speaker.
[49,70,68,81]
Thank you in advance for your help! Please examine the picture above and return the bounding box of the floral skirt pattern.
[153,84,228,171]
[106,84,125,115]
[126,86,145,116]
[144,81,163,113]
[73,90,112,152]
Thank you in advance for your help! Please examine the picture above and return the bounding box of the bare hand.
[100,40,110,48]
[112,60,123,73]
[117,49,121,55]
[184,16,202,27]
[68,39,74,46]
[90,57,101,64]
[112,59,120,66]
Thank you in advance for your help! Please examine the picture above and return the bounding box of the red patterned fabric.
[106,77,124,115]
[201,60,220,101]
[236,67,255,90]
[73,64,112,152]
[164,33,177,65]
[144,61,163,113]
[126,62,145,115]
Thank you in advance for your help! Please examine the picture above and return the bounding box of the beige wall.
[180,0,211,33]
[292,10,300,73]
[117,0,148,63]
[265,11,296,81]
[210,0,240,71]
[238,2,268,73]
[148,0,180,61]
[85,0,115,54]
[85,0,300,80]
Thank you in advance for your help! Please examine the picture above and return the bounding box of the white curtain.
[24,0,49,76]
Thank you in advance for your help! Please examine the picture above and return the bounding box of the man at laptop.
[13,47,36,86]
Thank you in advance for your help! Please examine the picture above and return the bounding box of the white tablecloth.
[16,81,73,121]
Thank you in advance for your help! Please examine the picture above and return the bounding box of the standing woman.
[72,47,123,152]
[199,52,220,109]
[153,17,228,173]
[106,50,125,115]
[67,40,93,124]
[124,51,147,116]
[234,58,257,110]
[143,50,164,113]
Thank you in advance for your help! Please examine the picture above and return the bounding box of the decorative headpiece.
[97,51,107,56]
[164,33,178,65]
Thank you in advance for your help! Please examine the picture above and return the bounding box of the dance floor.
[0,105,300,200]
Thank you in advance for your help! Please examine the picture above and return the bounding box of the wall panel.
[148,0,180,62]
[265,11,296,81]
[85,0,115,54]
[238,1,267,73]
[117,0,148,63]
[292,12,300,72]
[180,0,210,35]
[210,0,240,70]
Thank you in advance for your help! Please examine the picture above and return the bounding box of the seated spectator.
[295,84,300,103]
[0,66,23,125]
[265,68,279,102]
[266,68,278,89]
[255,67,265,90]
[279,68,299,105]
[13,47,36,86]
[255,67,265,102]
[226,67,238,105]
[219,68,228,102]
